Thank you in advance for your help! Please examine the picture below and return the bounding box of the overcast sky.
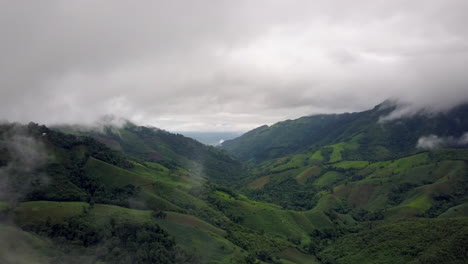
[1,0,468,132]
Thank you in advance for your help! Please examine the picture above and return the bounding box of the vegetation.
[317,218,468,264]
[1,102,468,263]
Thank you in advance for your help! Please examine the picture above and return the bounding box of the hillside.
[218,102,468,263]
[0,122,320,263]
[56,121,247,185]
[222,102,468,163]
[1,105,468,264]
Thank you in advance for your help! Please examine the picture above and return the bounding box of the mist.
[0,126,50,202]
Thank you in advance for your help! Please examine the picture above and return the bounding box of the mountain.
[56,121,247,185]
[222,102,468,163]
[1,101,468,264]
[218,102,468,263]
[0,122,320,263]
[219,102,468,212]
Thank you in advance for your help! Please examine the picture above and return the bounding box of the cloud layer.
[1,0,468,131]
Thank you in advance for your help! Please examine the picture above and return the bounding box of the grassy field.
[14,201,88,226]
[12,201,247,263]
[248,175,270,189]
[85,157,154,190]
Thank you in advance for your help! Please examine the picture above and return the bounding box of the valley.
[0,102,467,263]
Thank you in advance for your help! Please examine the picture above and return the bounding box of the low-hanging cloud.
[1,0,468,131]
[0,128,50,202]
[416,133,468,150]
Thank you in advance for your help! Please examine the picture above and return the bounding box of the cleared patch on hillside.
[248,175,270,189]
[347,184,376,207]
[295,166,321,184]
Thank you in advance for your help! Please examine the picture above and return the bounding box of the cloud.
[416,132,468,150]
[0,126,50,202]
[0,0,468,131]
[416,135,446,150]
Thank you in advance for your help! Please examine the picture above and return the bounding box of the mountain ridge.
[222,101,468,163]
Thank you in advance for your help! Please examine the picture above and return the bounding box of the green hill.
[0,123,316,263]
[222,102,468,163]
[56,122,247,185]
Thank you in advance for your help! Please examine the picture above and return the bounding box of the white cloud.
[416,132,468,150]
[0,0,468,131]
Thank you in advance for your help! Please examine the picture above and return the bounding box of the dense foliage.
[24,215,193,264]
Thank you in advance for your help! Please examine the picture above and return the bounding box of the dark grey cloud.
[0,0,467,131]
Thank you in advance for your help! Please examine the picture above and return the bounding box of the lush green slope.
[0,123,319,263]
[2,109,468,264]
[240,149,468,218]
[317,218,468,264]
[222,102,468,163]
[56,122,247,185]
[219,102,468,264]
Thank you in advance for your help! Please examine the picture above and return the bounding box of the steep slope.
[222,102,468,163]
[317,218,468,264]
[219,102,468,263]
[0,123,319,263]
[57,122,247,185]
